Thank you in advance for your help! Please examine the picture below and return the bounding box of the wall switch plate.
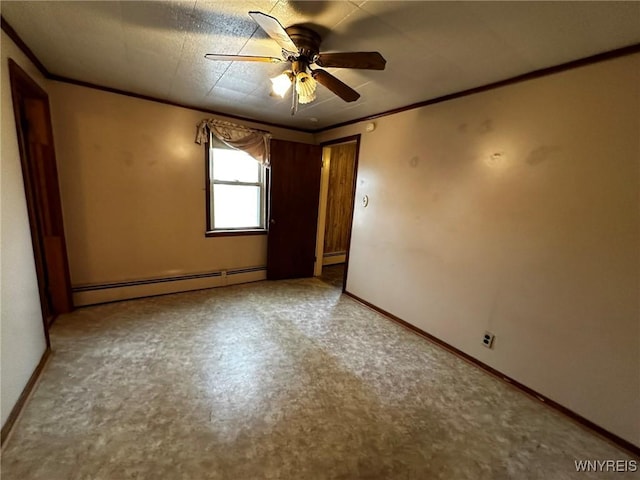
[482,331,495,348]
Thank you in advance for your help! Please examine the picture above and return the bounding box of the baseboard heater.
[323,251,346,266]
[323,251,346,258]
[72,266,267,306]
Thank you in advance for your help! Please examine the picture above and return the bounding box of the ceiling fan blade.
[312,70,360,103]
[248,11,298,53]
[205,54,282,63]
[316,52,386,70]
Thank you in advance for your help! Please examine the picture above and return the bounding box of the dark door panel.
[267,140,322,279]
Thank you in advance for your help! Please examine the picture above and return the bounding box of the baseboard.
[343,290,640,458]
[1,347,51,446]
[72,267,266,306]
[323,252,346,266]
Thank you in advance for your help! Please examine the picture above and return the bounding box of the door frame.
[316,134,361,292]
[8,59,73,335]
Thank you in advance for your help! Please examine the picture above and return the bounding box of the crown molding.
[3,16,639,136]
[316,43,640,133]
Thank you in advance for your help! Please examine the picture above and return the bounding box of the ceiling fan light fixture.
[296,71,317,104]
[270,71,293,97]
[207,11,386,110]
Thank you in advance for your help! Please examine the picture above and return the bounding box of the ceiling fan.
[205,11,386,115]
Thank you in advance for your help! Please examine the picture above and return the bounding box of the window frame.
[205,134,268,237]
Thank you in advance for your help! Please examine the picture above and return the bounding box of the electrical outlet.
[482,331,495,349]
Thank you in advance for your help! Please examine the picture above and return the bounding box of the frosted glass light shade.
[296,72,316,104]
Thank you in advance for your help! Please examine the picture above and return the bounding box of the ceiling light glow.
[271,71,293,97]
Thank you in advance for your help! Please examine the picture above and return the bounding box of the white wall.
[0,31,49,428]
[49,82,313,305]
[317,54,640,446]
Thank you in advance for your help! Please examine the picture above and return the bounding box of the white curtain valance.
[195,119,272,166]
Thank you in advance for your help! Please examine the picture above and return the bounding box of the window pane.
[213,184,262,229]
[212,148,260,182]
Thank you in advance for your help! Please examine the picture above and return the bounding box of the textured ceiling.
[2,1,639,130]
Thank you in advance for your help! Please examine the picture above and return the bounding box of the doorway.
[315,135,361,290]
[8,59,73,327]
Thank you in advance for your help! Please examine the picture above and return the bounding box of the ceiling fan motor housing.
[285,26,321,62]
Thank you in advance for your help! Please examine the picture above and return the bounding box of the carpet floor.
[1,277,635,479]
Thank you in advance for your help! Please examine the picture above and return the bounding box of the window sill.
[205,229,268,238]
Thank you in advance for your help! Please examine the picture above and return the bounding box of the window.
[206,138,267,235]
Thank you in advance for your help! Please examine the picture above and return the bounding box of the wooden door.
[9,60,73,324]
[323,142,357,256]
[267,139,322,279]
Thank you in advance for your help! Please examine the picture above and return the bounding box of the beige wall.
[49,82,313,304]
[317,54,640,446]
[0,32,49,427]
